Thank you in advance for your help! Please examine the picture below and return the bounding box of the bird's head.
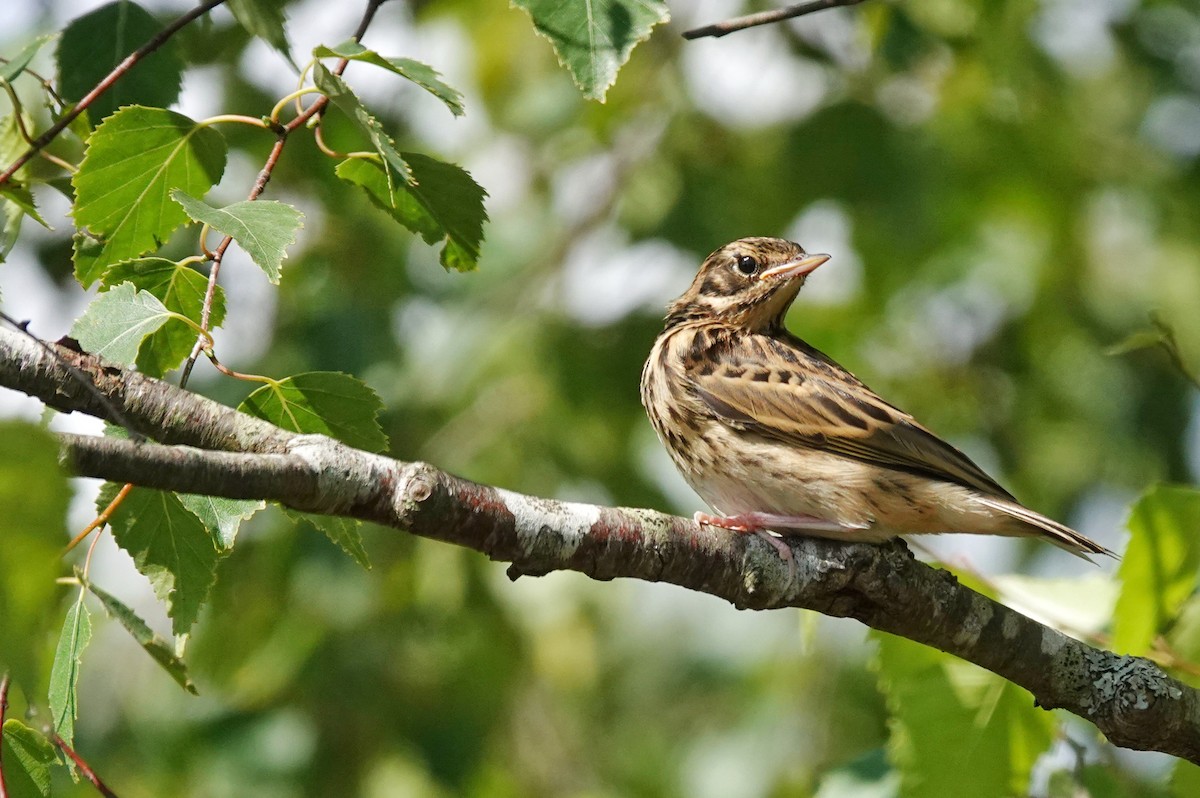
[665,237,830,331]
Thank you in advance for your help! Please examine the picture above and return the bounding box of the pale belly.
[672,422,1012,542]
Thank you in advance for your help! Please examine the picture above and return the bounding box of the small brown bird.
[641,237,1113,562]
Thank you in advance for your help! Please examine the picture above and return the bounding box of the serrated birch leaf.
[48,593,91,747]
[99,483,221,636]
[238,371,388,452]
[101,257,225,377]
[170,191,303,283]
[70,106,226,286]
[512,0,669,101]
[81,576,197,694]
[71,281,176,365]
[313,41,463,115]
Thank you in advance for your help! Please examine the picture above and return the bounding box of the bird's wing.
[687,333,1016,500]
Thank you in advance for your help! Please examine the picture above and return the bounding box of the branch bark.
[2,325,1199,763]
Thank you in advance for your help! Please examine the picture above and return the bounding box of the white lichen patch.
[1001,612,1020,640]
[952,597,993,648]
[498,488,600,557]
[1041,628,1068,657]
[1081,650,1182,715]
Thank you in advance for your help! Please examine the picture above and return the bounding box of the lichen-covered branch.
[2,325,1199,763]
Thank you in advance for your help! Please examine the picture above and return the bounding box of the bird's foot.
[694,512,803,582]
[694,511,849,534]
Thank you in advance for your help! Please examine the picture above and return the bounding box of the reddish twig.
[51,734,118,798]
[682,0,867,39]
[64,482,132,554]
[0,672,9,798]
[0,0,229,188]
[178,0,389,387]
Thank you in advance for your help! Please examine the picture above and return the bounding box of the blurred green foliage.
[4,0,1200,795]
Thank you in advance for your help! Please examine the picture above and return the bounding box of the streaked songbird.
[640,237,1113,564]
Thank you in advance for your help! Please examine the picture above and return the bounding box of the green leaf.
[0,112,32,179]
[71,106,227,287]
[874,632,1054,798]
[56,1,184,124]
[1112,485,1200,655]
[71,281,177,365]
[170,191,304,284]
[238,371,389,452]
[0,422,68,699]
[100,484,222,635]
[313,62,411,187]
[336,154,487,271]
[1,34,55,84]
[0,198,20,263]
[48,592,91,747]
[313,41,464,116]
[100,257,225,377]
[1106,329,1168,357]
[176,494,264,550]
[0,184,50,229]
[81,576,197,694]
[2,720,57,798]
[286,510,370,569]
[512,0,669,101]
[228,0,291,57]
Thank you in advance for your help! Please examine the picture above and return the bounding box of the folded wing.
[688,334,1017,501]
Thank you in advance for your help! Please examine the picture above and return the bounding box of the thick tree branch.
[2,326,1199,763]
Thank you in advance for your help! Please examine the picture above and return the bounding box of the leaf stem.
[204,350,277,386]
[197,114,271,129]
[269,87,324,123]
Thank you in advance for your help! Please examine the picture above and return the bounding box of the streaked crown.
[664,237,830,331]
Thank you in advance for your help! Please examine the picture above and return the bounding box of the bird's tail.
[973,496,1118,561]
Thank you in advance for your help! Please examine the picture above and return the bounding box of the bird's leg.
[693,511,802,580]
[694,511,871,583]
[702,512,858,534]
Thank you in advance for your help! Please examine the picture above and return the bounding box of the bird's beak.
[759,253,831,281]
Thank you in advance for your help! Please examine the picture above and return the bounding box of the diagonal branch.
[0,0,229,188]
[682,0,868,40]
[2,325,1199,763]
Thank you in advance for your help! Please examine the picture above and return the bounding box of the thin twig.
[178,0,389,388]
[64,483,132,554]
[0,0,229,188]
[0,57,67,106]
[0,672,9,798]
[682,0,867,40]
[51,734,118,798]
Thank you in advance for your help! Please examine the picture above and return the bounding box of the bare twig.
[179,0,390,387]
[4,326,1200,764]
[0,0,229,188]
[64,483,132,554]
[682,0,867,40]
[51,734,118,798]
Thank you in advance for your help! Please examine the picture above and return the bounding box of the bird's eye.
[734,255,758,276]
